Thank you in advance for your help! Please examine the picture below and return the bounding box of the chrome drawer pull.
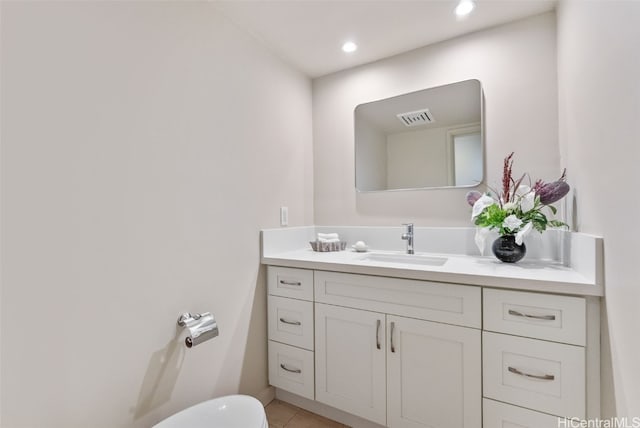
[508,366,555,381]
[390,321,396,353]
[508,309,556,321]
[279,318,301,326]
[279,280,302,286]
[280,364,301,374]
[376,319,381,350]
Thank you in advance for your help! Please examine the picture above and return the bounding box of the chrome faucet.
[401,223,414,254]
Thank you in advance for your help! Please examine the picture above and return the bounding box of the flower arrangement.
[466,153,570,258]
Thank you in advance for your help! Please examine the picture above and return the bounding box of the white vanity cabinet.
[266,265,599,428]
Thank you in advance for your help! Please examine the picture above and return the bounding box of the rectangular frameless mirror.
[355,79,484,192]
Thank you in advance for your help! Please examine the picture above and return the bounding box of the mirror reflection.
[355,79,484,192]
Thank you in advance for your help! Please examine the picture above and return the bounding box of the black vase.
[492,235,526,263]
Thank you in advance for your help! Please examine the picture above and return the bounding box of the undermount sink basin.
[359,252,448,266]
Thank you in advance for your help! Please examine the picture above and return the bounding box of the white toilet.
[153,395,268,428]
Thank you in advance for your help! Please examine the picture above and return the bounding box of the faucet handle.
[402,223,414,230]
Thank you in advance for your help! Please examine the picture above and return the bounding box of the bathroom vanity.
[261,226,603,428]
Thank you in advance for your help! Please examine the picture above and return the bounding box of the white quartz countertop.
[261,226,604,296]
[262,248,603,296]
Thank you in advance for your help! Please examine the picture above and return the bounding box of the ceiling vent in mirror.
[396,108,435,127]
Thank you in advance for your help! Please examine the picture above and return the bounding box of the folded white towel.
[317,232,340,240]
[318,237,340,243]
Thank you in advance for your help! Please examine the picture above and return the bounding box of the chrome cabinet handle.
[390,321,396,353]
[279,318,301,326]
[508,309,556,321]
[279,280,302,286]
[376,319,381,350]
[508,366,555,381]
[280,364,301,374]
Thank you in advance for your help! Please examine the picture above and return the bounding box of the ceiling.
[213,0,557,78]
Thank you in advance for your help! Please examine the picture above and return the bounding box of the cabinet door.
[387,315,481,428]
[315,303,386,425]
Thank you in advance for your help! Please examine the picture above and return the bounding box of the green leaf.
[532,218,547,232]
[474,204,507,230]
[549,220,569,229]
[547,205,557,215]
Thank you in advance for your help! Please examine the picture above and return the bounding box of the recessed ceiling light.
[455,0,475,16]
[342,41,358,53]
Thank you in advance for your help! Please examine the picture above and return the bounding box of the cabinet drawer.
[268,341,314,400]
[483,399,560,428]
[484,289,586,346]
[268,295,314,351]
[483,332,585,418]
[314,271,481,328]
[268,266,313,301]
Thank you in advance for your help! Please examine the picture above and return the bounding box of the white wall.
[0,2,312,427]
[313,13,559,226]
[557,0,640,417]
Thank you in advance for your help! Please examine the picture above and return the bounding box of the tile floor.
[265,399,350,428]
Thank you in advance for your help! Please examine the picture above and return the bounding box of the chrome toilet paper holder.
[177,312,219,348]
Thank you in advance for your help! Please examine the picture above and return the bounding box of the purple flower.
[536,169,570,205]
[466,191,482,207]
